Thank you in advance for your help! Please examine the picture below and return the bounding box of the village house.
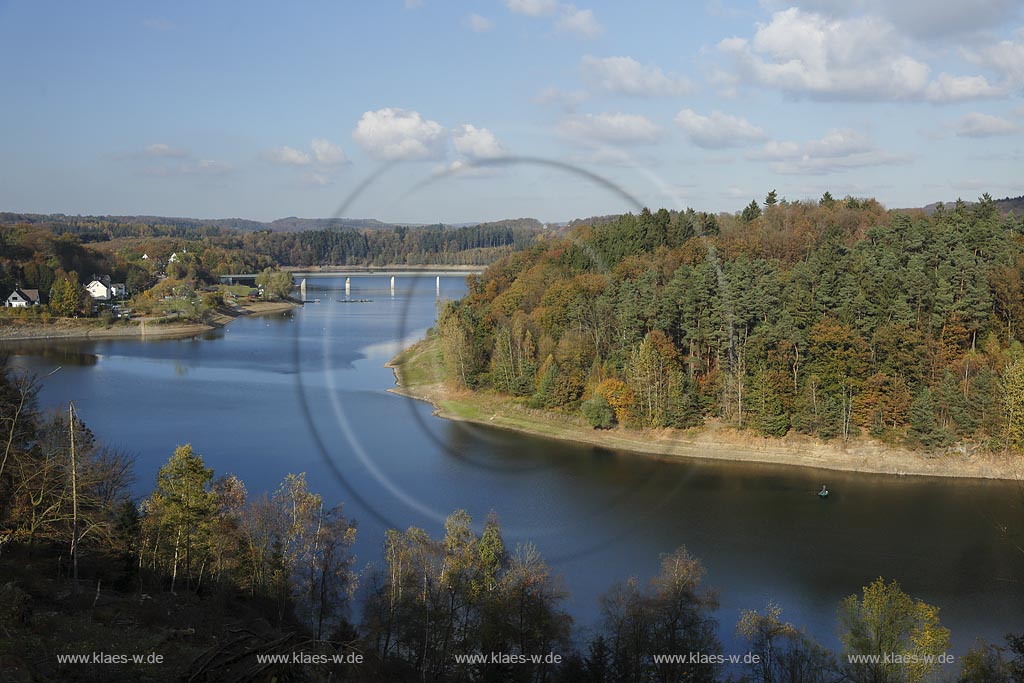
[5,288,40,308]
[85,277,127,301]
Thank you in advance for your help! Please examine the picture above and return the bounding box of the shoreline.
[387,336,1024,482]
[0,300,299,342]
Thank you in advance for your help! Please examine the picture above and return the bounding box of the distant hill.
[920,195,1024,216]
[0,212,547,238]
[0,212,408,233]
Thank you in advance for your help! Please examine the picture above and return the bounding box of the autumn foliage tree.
[441,197,1024,454]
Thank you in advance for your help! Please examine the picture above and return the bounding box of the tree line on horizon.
[436,193,1024,454]
[0,217,545,297]
[0,359,1021,681]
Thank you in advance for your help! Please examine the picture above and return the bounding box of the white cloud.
[269,146,312,166]
[352,108,447,161]
[143,143,186,158]
[559,112,663,145]
[746,128,910,174]
[504,0,558,16]
[760,0,1022,39]
[718,8,1003,102]
[556,6,603,39]
[964,38,1024,85]
[452,124,505,159]
[310,138,348,165]
[404,0,423,9]
[581,56,692,97]
[925,73,1005,102]
[950,112,1020,138]
[674,109,767,148]
[434,159,500,178]
[465,13,495,32]
[718,9,929,100]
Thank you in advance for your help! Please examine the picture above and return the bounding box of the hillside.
[433,195,1024,457]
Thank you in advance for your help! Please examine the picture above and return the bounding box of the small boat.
[336,298,373,303]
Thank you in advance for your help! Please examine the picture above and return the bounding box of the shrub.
[581,394,615,429]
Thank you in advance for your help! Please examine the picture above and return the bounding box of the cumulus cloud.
[925,73,1005,102]
[352,108,447,160]
[581,56,692,97]
[950,112,1020,138]
[964,38,1024,86]
[718,8,1002,102]
[465,13,495,32]
[143,143,186,158]
[746,128,910,174]
[759,0,1022,39]
[559,112,663,145]
[269,146,312,166]
[452,124,505,159]
[504,0,558,16]
[433,159,501,179]
[674,109,767,148]
[269,139,347,167]
[556,6,603,39]
[310,138,348,165]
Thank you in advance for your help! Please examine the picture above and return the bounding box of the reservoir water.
[6,275,1023,655]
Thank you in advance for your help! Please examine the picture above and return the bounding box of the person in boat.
[819,485,829,496]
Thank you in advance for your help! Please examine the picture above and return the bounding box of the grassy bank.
[389,334,1024,481]
[0,300,299,342]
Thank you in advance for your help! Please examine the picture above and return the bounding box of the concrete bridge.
[219,269,482,286]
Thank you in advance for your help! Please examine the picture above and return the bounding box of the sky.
[1,0,1022,223]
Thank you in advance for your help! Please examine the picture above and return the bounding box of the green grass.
[391,333,445,387]
[440,399,486,420]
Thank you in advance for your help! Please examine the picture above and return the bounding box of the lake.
[6,274,1023,657]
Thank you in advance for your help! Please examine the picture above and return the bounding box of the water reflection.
[4,275,1021,656]
[0,343,99,366]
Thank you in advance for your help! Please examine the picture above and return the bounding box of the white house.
[86,280,112,301]
[86,278,127,301]
[5,288,40,308]
[141,253,149,260]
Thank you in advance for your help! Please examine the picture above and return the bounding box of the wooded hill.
[0,217,548,302]
[437,193,1024,452]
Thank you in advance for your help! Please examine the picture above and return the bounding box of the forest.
[0,359,1020,682]
[0,218,547,312]
[436,193,1024,453]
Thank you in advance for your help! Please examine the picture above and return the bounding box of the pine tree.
[666,371,703,429]
[742,200,762,223]
[909,387,945,448]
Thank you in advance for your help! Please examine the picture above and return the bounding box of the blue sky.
[1,0,1022,223]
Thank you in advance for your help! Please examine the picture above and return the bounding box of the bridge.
[219,269,483,286]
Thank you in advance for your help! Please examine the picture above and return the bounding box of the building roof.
[8,288,40,303]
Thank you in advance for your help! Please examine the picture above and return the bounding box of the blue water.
[6,274,1023,658]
